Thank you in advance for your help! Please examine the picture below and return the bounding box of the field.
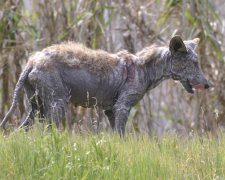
[0,126,225,180]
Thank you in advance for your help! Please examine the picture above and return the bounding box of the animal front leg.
[114,105,131,136]
[113,91,143,136]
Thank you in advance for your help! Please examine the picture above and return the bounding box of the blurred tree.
[0,0,25,121]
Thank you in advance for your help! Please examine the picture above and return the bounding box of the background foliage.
[0,0,224,136]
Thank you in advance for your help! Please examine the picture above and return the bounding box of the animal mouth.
[192,84,205,90]
[181,80,210,94]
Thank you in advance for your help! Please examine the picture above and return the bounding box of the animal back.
[28,42,120,72]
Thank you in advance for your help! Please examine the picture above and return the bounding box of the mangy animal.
[0,36,211,135]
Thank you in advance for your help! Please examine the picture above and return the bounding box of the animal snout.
[189,78,212,91]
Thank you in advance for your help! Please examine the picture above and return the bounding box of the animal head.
[169,36,211,93]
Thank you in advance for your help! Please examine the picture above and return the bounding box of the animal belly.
[70,90,114,109]
[61,68,117,109]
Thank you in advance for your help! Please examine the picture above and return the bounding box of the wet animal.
[0,36,211,135]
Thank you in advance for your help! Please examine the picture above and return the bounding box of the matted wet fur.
[28,42,151,72]
[28,42,120,72]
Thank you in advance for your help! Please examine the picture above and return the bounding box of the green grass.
[0,126,225,180]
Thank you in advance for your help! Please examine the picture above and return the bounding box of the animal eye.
[193,56,198,62]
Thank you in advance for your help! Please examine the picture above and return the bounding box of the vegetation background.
[1,0,225,179]
[0,0,225,136]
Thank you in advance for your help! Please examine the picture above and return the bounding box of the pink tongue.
[192,84,205,90]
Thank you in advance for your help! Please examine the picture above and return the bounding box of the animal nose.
[205,84,210,89]
[205,81,213,89]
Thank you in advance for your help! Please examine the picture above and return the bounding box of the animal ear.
[188,38,200,50]
[169,36,187,54]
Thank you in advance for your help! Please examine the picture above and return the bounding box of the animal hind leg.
[30,70,69,129]
[19,83,44,129]
[44,99,68,130]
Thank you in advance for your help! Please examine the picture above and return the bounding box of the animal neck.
[136,46,172,90]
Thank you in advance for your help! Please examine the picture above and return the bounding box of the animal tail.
[0,65,33,129]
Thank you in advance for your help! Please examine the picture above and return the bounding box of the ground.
[0,125,224,179]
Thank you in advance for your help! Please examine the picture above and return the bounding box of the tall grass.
[0,126,225,180]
